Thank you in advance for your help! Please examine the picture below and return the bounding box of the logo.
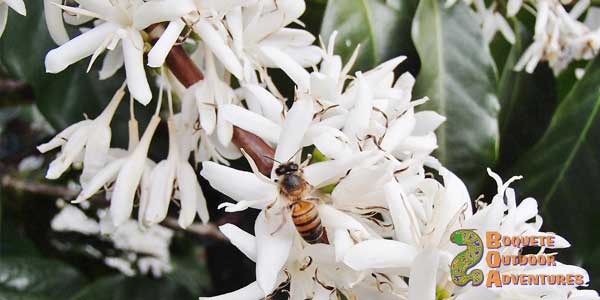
[449,230,586,288]
[449,229,484,286]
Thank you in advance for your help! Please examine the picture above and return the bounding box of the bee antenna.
[263,155,282,164]
[286,148,303,162]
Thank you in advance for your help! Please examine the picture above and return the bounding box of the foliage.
[0,0,599,295]
[411,0,499,191]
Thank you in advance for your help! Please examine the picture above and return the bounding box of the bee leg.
[270,212,288,236]
[303,196,320,203]
[265,198,280,220]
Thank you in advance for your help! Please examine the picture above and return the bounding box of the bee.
[273,160,329,245]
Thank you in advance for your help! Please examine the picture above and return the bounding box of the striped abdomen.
[291,200,328,244]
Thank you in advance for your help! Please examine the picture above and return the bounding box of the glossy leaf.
[412,0,499,193]
[496,21,557,170]
[0,2,154,148]
[320,0,417,72]
[70,275,195,300]
[512,55,600,288]
[0,257,84,300]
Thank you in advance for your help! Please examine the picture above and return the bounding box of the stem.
[1,174,226,241]
[164,44,275,176]
[232,127,275,175]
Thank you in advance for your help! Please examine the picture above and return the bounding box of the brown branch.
[232,127,275,175]
[164,44,275,176]
[1,174,227,240]
[165,46,204,87]
[161,217,226,241]
[0,78,33,107]
[0,78,27,93]
[1,175,78,198]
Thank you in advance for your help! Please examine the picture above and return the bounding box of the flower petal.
[255,210,294,295]
[219,224,257,262]
[110,116,160,226]
[194,18,243,80]
[121,29,152,104]
[303,150,381,187]
[147,19,186,67]
[200,161,276,203]
[0,4,7,38]
[318,204,366,232]
[99,48,124,79]
[221,104,281,143]
[133,0,195,30]
[74,158,126,203]
[44,0,69,44]
[176,160,203,227]
[37,120,92,153]
[45,22,118,73]
[413,111,446,135]
[46,125,91,179]
[343,240,417,270]
[408,249,439,300]
[258,45,310,91]
[4,0,25,16]
[80,124,111,187]
[243,84,284,124]
[384,180,417,244]
[144,160,176,225]
[274,96,313,163]
[343,73,373,138]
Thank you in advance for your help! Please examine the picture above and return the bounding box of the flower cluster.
[37,0,322,230]
[513,0,599,74]
[51,203,174,277]
[197,45,599,298]
[454,0,600,75]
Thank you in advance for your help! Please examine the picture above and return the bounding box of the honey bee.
[273,160,329,245]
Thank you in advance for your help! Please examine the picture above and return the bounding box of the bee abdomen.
[292,201,329,244]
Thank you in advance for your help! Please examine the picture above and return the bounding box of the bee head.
[275,162,299,176]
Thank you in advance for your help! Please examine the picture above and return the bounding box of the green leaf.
[320,0,417,72]
[512,55,600,288]
[496,21,557,169]
[0,257,85,300]
[70,274,201,300]
[411,0,499,192]
[166,256,211,295]
[0,1,154,148]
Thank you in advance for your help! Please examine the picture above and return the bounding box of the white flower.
[37,86,125,182]
[44,0,152,103]
[514,0,600,74]
[136,0,244,77]
[141,117,209,229]
[201,96,382,295]
[51,204,100,235]
[73,114,160,227]
[343,168,597,300]
[192,50,236,143]
[167,60,242,164]
[51,205,174,277]
[43,0,69,45]
[507,0,523,17]
[0,0,26,38]
[232,0,321,89]
[474,0,516,44]
[138,0,321,88]
[202,222,401,300]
